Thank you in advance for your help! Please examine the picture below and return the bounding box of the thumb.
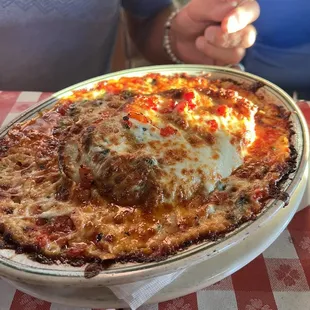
[175,0,238,36]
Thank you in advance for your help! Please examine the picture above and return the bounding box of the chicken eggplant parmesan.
[0,73,296,268]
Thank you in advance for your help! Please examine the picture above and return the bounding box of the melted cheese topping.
[127,97,257,198]
[0,73,294,265]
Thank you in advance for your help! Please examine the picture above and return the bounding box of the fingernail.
[226,15,240,33]
[222,33,230,47]
[205,30,215,44]
[230,1,239,7]
[221,0,239,7]
[230,34,242,47]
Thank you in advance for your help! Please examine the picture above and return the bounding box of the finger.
[186,0,239,22]
[175,0,239,36]
[222,0,260,33]
[196,36,246,64]
[204,24,257,48]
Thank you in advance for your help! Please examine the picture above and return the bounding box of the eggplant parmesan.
[0,73,296,267]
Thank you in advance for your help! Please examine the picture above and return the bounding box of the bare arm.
[124,4,175,65]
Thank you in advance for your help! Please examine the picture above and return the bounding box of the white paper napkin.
[108,268,187,310]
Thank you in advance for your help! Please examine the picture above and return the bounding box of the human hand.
[171,0,260,65]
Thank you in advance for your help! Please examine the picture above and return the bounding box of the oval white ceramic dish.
[0,65,309,287]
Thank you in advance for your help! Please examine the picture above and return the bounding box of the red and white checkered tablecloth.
[0,91,309,310]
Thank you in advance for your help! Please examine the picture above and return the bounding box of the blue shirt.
[243,0,310,98]
[0,0,171,92]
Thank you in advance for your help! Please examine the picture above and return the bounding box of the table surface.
[0,91,309,310]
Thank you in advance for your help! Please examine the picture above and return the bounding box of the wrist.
[163,9,185,64]
[165,5,199,64]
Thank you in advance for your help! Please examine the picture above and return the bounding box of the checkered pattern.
[0,92,309,310]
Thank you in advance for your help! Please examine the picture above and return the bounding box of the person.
[0,0,259,92]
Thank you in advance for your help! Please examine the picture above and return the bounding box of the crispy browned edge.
[0,80,298,278]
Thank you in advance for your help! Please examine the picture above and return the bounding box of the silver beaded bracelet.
[163,9,184,64]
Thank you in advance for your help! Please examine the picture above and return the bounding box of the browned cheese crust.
[0,74,296,268]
